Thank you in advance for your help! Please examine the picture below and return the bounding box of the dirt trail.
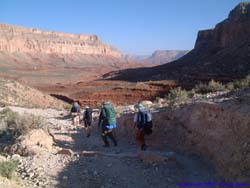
[4,107,220,188]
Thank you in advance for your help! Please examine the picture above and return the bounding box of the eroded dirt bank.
[117,93,250,182]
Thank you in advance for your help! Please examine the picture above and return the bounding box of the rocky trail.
[2,107,220,188]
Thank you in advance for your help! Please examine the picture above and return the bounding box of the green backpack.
[103,105,117,126]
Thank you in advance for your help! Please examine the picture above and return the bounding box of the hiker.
[83,106,93,137]
[134,102,153,151]
[98,101,117,147]
[70,101,81,126]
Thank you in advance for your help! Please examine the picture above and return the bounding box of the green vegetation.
[157,75,250,109]
[0,107,46,142]
[232,75,250,89]
[63,103,72,112]
[0,160,18,179]
[195,79,225,94]
[194,75,250,94]
[166,87,189,107]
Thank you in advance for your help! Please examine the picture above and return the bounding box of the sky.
[0,0,246,55]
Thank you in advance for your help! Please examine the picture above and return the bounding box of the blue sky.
[0,0,245,55]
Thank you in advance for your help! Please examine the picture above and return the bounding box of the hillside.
[124,50,188,65]
[0,78,65,109]
[144,50,189,64]
[109,2,250,87]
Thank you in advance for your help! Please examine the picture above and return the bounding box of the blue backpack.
[136,111,153,135]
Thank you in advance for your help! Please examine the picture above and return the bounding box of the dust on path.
[4,107,220,188]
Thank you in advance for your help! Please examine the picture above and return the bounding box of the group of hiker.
[70,100,153,151]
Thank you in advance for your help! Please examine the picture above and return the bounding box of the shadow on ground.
[54,127,221,188]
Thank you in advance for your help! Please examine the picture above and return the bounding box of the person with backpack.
[70,101,81,126]
[134,103,153,151]
[83,106,93,137]
[98,101,117,147]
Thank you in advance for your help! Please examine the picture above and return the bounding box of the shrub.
[166,87,189,106]
[233,75,250,89]
[14,113,46,136]
[0,108,46,142]
[63,103,72,112]
[0,160,18,179]
[208,79,225,92]
[0,107,18,127]
[226,82,235,91]
[195,80,225,93]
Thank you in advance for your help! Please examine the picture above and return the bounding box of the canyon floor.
[0,106,219,188]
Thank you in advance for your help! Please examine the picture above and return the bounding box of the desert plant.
[14,113,46,136]
[233,75,250,89]
[0,160,18,179]
[226,82,235,91]
[0,108,46,142]
[0,107,18,127]
[166,87,189,106]
[195,80,225,93]
[63,103,72,112]
[208,79,225,92]
[188,89,196,98]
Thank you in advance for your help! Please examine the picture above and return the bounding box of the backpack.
[136,111,153,135]
[71,106,78,113]
[84,108,92,121]
[103,105,116,127]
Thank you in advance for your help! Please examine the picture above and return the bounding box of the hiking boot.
[86,134,90,138]
[103,144,110,147]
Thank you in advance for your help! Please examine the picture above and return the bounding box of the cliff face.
[110,2,250,84]
[0,23,122,58]
[0,23,129,86]
[195,2,250,50]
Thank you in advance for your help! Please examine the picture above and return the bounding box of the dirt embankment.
[117,93,250,181]
[0,78,66,109]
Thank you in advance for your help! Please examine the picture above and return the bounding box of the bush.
[226,82,235,91]
[233,75,250,89]
[0,160,18,179]
[0,108,46,142]
[15,113,45,135]
[195,80,225,93]
[0,107,18,126]
[63,103,72,112]
[166,87,189,106]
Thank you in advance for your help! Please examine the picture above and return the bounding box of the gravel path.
[2,107,220,188]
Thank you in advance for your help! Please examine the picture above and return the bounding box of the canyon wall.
[0,23,122,58]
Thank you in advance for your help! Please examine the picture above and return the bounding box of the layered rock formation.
[0,24,139,86]
[111,2,250,85]
[195,2,250,50]
[0,23,122,58]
